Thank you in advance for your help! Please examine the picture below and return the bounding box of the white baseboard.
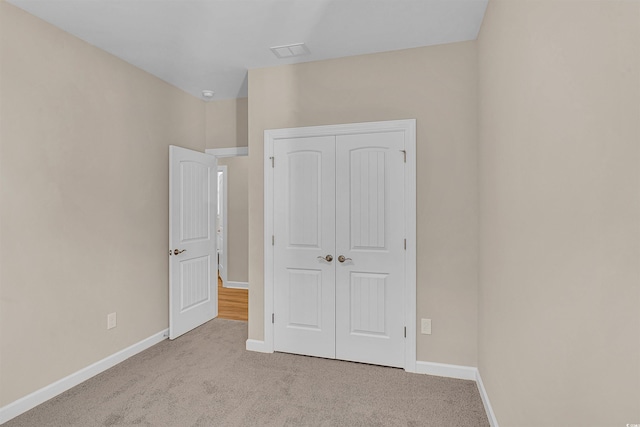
[415,360,478,381]
[475,370,499,427]
[224,281,248,289]
[245,339,271,353]
[416,361,498,426]
[0,329,168,425]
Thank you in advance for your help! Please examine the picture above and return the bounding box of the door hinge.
[272,235,275,246]
[404,239,407,250]
[404,326,407,338]
[269,156,274,168]
[272,313,275,324]
[400,150,406,163]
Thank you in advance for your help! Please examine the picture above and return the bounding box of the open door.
[169,145,217,339]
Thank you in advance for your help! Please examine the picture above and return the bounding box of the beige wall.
[218,156,249,284]
[206,98,248,149]
[0,2,205,406]
[478,1,640,425]
[247,43,479,366]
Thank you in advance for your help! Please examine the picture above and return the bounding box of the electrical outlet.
[107,312,117,330]
[421,318,432,335]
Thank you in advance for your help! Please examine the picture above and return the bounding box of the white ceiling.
[8,0,488,100]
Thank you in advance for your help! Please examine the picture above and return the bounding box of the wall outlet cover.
[421,318,432,335]
[107,312,117,330]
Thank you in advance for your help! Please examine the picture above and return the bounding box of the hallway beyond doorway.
[218,276,248,321]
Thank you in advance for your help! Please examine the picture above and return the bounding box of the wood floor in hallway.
[218,277,248,321]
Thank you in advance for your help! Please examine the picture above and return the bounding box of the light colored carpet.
[6,319,489,426]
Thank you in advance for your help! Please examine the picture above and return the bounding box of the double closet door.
[273,131,406,368]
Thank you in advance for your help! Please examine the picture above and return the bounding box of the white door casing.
[204,147,249,290]
[217,165,228,286]
[273,136,336,358]
[169,145,218,340]
[263,120,416,371]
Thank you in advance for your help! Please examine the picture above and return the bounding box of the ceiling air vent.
[270,43,310,59]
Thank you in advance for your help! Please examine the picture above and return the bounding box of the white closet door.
[271,129,407,368]
[169,145,217,340]
[273,136,336,358]
[335,131,406,368]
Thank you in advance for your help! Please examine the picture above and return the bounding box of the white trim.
[261,119,417,371]
[245,339,272,353]
[205,147,248,158]
[0,329,168,425]
[206,147,249,291]
[476,370,500,427]
[415,360,478,381]
[415,362,498,426]
[403,120,417,373]
[263,140,275,353]
[264,121,414,139]
[217,165,228,286]
[225,281,248,289]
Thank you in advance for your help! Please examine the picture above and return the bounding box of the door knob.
[173,249,187,255]
[338,255,352,263]
[317,254,333,262]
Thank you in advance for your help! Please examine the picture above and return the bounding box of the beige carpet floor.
[6,319,489,426]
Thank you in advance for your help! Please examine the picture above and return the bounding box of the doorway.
[217,165,227,285]
[206,147,249,321]
[263,120,417,371]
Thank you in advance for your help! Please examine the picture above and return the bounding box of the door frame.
[205,147,249,289]
[263,120,417,372]
[216,165,228,286]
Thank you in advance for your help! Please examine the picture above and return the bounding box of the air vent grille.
[270,43,310,59]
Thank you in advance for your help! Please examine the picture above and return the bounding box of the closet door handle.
[317,255,333,262]
[173,249,187,255]
[338,255,352,263]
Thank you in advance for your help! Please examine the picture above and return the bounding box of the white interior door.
[273,136,336,358]
[169,145,217,340]
[272,131,406,367]
[335,132,406,368]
